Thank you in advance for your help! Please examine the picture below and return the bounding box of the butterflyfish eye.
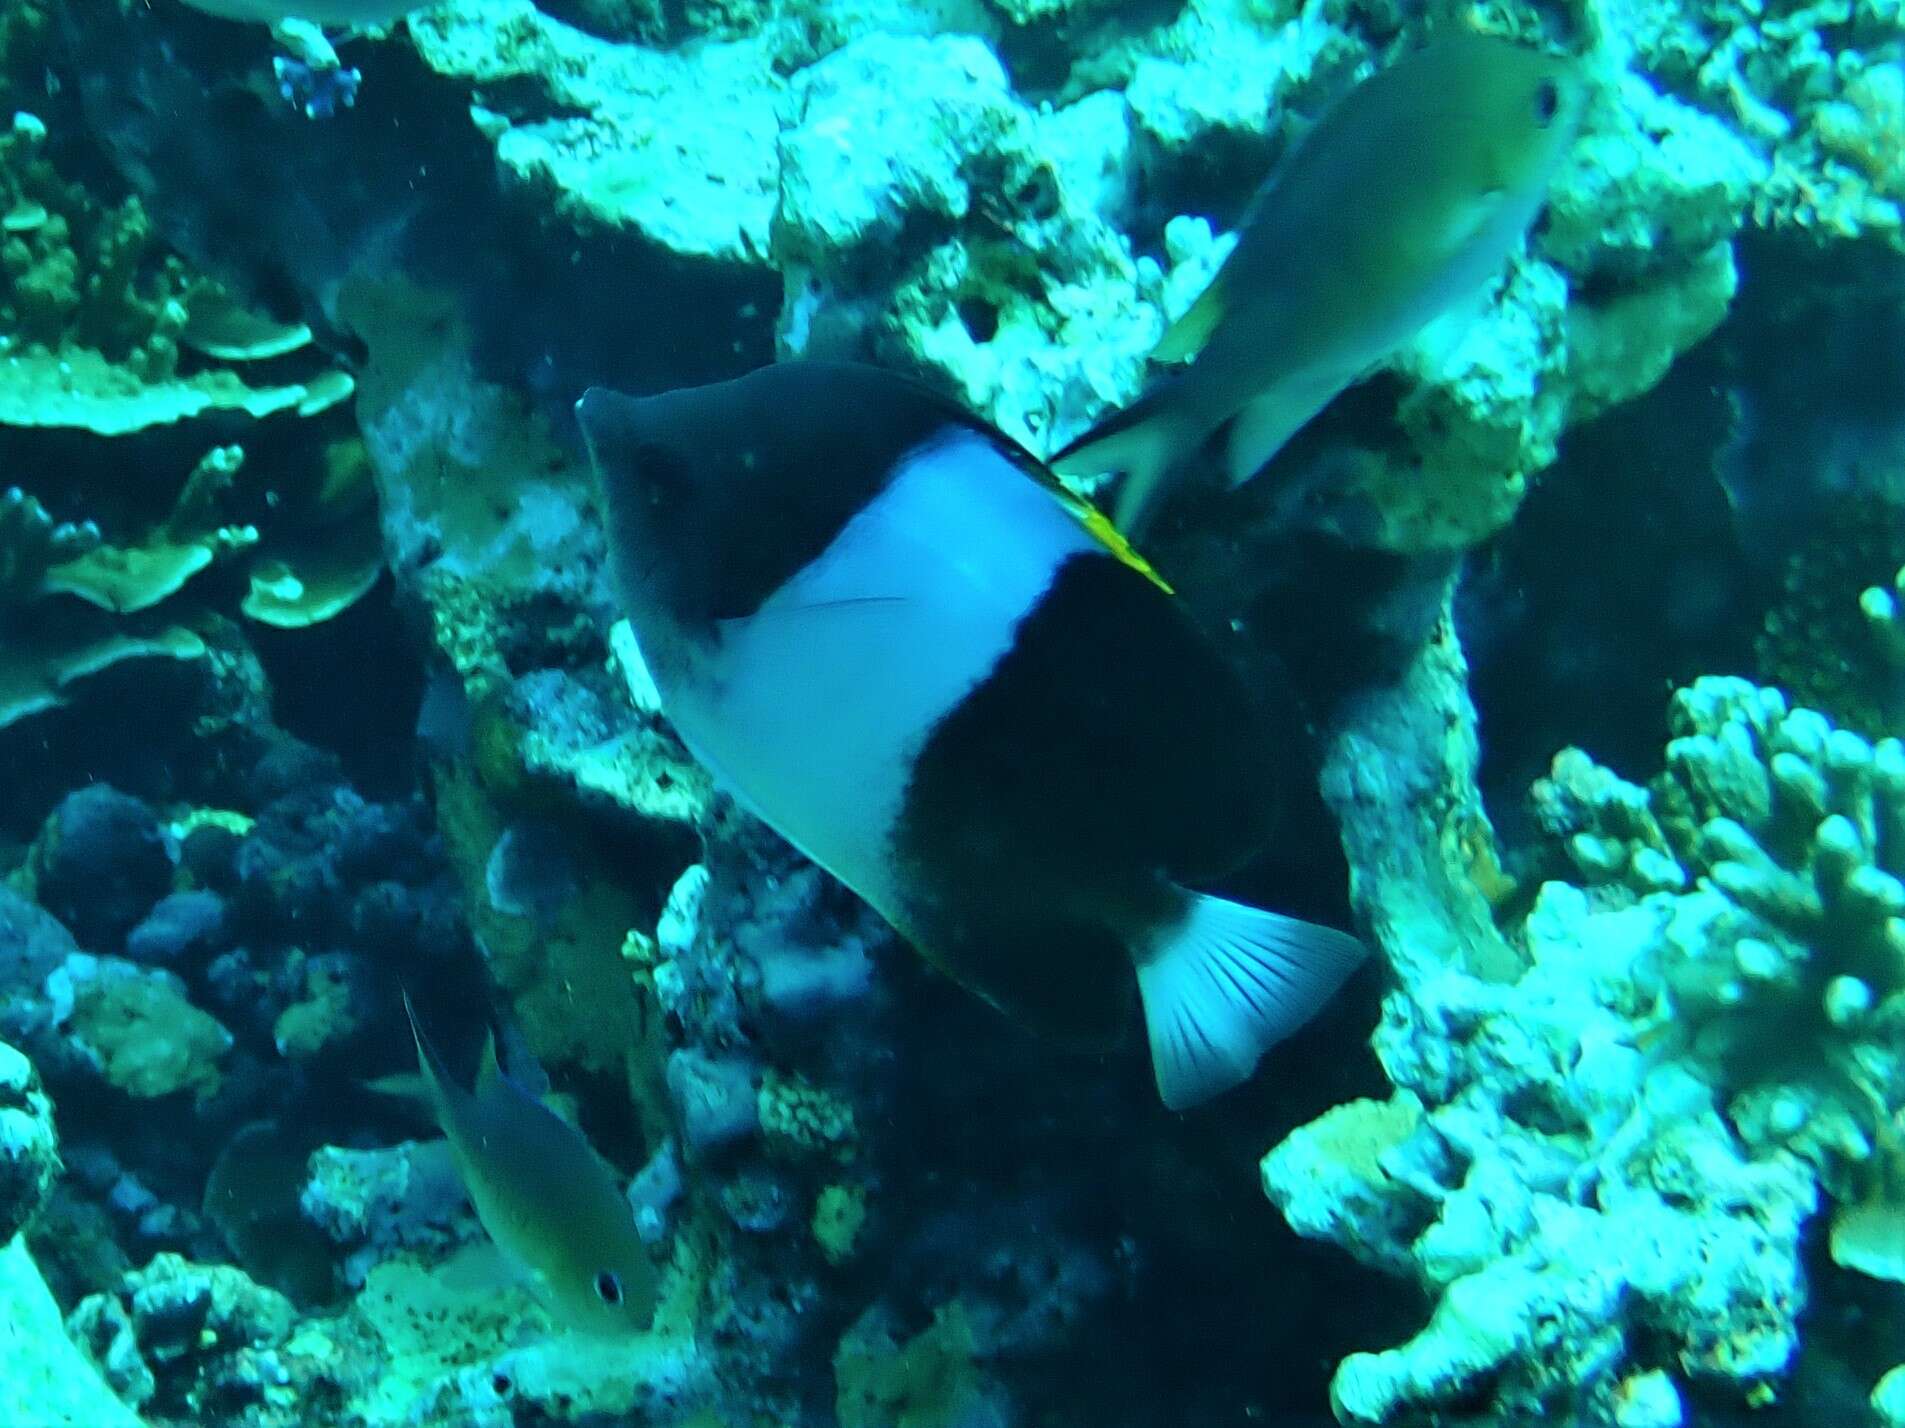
[594,1269,623,1305]
[1533,79,1560,125]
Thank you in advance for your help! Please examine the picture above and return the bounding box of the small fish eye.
[594,1269,623,1305]
[1534,80,1560,125]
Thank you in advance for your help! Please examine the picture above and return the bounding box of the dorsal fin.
[883,377,1175,594]
[401,989,462,1122]
[476,1027,504,1095]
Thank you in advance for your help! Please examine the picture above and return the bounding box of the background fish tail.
[1050,382,1202,536]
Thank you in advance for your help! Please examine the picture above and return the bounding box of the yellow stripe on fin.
[1050,487,1174,594]
[976,425,1175,592]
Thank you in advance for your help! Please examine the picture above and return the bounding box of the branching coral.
[1533,677,1905,1170]
[1864,564,1905,726]
[1263,605,1888,1424]
[1758,498,1905,738]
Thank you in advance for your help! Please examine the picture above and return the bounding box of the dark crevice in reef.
[247,577,425,801]
[874,945,1408,1428]
[1462,230,1905,848]
[1459,347,1762,847]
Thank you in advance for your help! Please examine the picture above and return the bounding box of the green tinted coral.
[0,113,336,435]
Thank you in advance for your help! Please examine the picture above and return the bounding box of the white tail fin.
[1134,890,1365,1111]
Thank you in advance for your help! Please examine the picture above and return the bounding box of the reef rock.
[0,1037,56,1243]
[1264,583,1895,1421]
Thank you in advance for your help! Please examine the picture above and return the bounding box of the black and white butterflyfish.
[578,362,1364,1111]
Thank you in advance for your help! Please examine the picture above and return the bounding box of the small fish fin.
[1406,278,1497,372]
[1041,486,1173,594]
[1049,387,1196,539]
[476,1028,504,1094]
[436,1239,535,1296]
[1224,381,1336,489]
[1152,281,1227,365]
[1134,890,1365,1111]
[363,1071,431,1103]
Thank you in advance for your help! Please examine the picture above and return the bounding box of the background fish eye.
[1534,79,1560,124]
[595,1270,624,1305]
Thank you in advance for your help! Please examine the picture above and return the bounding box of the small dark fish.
[484,819,580,930]
[414,668,474,765]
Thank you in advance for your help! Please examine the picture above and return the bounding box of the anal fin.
[1224,375,1342,489]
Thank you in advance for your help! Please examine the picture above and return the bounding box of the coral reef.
[1265,601,1905,1422]
[0,1037,58,1243]
[0,58,383,743]
[0,0,1897,1422]
[0,114,337,434]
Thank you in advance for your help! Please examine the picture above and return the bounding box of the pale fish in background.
[177,0,424,28]
[1050,33,1588,534]
[400,994,658,1336]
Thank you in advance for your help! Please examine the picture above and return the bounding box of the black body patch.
[893,551,1281,1045]
[581,362,1050,627]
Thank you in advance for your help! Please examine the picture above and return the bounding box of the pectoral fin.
[1153,281,1227,365]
